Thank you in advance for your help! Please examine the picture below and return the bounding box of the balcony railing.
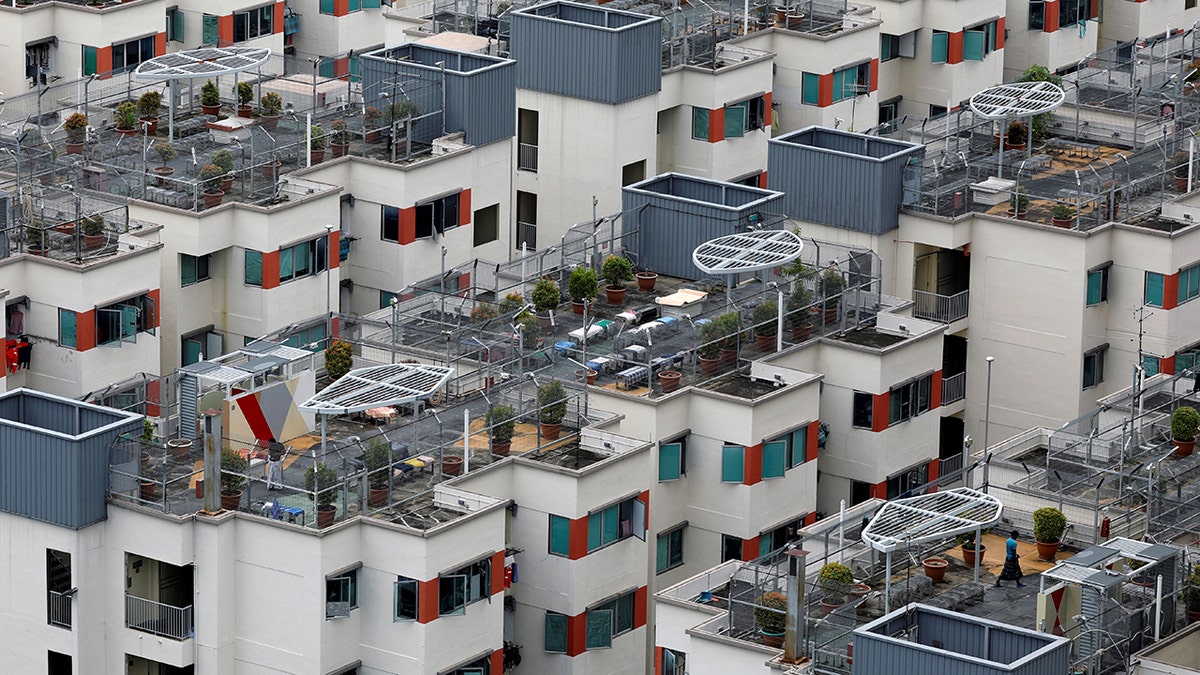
[939,452,965,480]
[125,595,193,640]
[518,143,538,172]
[47,590,71,629]
[913,289,969,323]
[942,371,966,404]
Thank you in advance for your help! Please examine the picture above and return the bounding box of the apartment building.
[1002,0,1099,80]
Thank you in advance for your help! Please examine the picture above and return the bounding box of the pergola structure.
[692,228,804,308]
[861,487,1004,611]
[132,47,272,140]
[968,80,1066,178]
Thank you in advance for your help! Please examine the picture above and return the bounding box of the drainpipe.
[785,548,809,663]
[202,409,222,514]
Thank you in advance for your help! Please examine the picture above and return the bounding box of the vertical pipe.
[884,551,892,614]
[1154,574,1163,640]
[984,356,994,490]
[463,407,470,474]
[973,525,982,583]
[838,499,846,563]
[776,287,784,353]
[1190,137,1195,192]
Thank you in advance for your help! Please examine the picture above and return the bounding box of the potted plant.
[220,447,248,511]
[1051,203,1076,228]
[329,119,350,158]
[63,112,87,154]
[787,282,814,341]
[754,591,787,648]
[305,462,339,527]
[1184,565,1200,624]
[140,462,160,502]
[137,89,161,135]
[81,214,105,249]
[750,300,779,352]
[602,255,634,305]
[487,404,517,456]
[567,266,598,314]
[387,100,420,141]
[233,81,254,118]
[818,562,854,609]
[1004,121,1027,150]
[212,148,235,193]
[470,303,498,323]
[1008,189,1029,220]
[1173,152,1192,192]
[199,164,226,209]
[200,80,221,116]
[114,101,138,136]
[532,277,560,332]
[499,292,525,314]
[1172,405,1199,457]
[958,531,986,567]
[363,106,383,143]
[516,314,541,351]
[364,439,391,507]
[659,369,682,393]
[696,319,724,374]
[261,153,283,181]
[25,222,48,256]
[923,556,949,583]
[1033,507,1066,561]
[636,268,658,292]
[537,380,568,440]
[820,268,845,324]
[152,141,176,184]
[309,123,327,164]
[259,91,283,131]
[325,339,353,381]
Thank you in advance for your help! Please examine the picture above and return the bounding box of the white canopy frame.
[968,80,1067,179]
[692,228,804,308]
[132,47,272,141]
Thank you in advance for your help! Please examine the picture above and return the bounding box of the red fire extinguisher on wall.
[1100,516,1111,539]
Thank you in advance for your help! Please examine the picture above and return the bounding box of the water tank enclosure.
[767,126,925,235]
[0,388,143,529]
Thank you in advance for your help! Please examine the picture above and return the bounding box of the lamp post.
[983,355,994,493]
[325,223,334,343]
[390,296,399,364]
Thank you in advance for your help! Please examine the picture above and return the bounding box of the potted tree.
[309,123,327,164]
[259,91,283,131]
[152,141,176,185]
[329,119,350,158]
[305,462,339,528]
[750,300,779,352]
[220,447,248,511]
[137,89,161,135]
[713,311,743,365]
[325,339,353,381]
[602,255,634,305]
[1033,507,1066,561]
[754,591,787,648]
[26,222,48,256]
[1173,152,1192,192]
[1185,565,1200,624]
[63,112,87,154]
[487,404,517,456]
[696,319,724,374]
[470,303,498,323]
[537,380,568,440]
[363,106,383,143]
[1051,203,1076,228]
[233,81,254,118]
[1172,405,1199,457]
[365,439,391,507]
[787,282,814,341]
[1004,121,1027,150]
[200,80,221,116]
[516,314,541,351]
[1007,189,1029,220]
[499,292,525,314]
[820,268,845,324]
[636,268,658,292]
[567,266,598,314]
[81,214,106,249]
[139,461,160,503]
[958,531,986,567]
[114,101,138,137]
[818,562,854,610]
[532,276,561,333]
[199,164,226,209]
[212,148,235,193]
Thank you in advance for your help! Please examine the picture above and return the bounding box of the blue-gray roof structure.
[768,127,925,235]
[623,173,786,280]
[511,1,662,104]
[0,389,143,529]
[361,44,516,148]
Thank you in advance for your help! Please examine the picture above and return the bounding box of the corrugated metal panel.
[511,4,661,104]
[450,61,516,147]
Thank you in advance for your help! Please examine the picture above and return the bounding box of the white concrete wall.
[1002,2,1098,81]
[288,0,387,62]
[1099,1,1200,51]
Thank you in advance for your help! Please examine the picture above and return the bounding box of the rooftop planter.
[602,255,633,305]
[1172,406,1199,457]
[305,462,339,528]
[537,380,568,441]
[220,448,247,511]
[1033,507,1066,561]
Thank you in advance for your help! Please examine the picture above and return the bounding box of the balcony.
[912,289,969,324]
[942,371,966,404]
[939,452,965,480]
[518,143,538,172]
[125,595,193,640]
[47,590,71,629]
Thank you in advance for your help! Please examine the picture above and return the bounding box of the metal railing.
[518,143,538,172]
[912,289,969,323]
[942,371,966,404]
[125,595,193,640]
[47,590,71,629]
[939,452,965,480]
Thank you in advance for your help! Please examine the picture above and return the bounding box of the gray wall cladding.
[767,127,924,235]
[511,1,662,104]
[0,391,142,529]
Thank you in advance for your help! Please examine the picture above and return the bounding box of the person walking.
[266,437,285,490]
[995,530,1027,588]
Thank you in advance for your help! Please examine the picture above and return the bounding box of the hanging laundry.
[8,308,23,336]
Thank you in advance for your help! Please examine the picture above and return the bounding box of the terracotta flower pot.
[605,286,626,305]
[540,422,562,441]
[365,130,381,144]
[368,485,389,507]
[962,544,986,567]
[760,630,784,648]
[1174,438,1195,457]
[315,504,336,528]
[755,332,776,352]
[572,300,586,315]
[636,271,658,292]
[260,114,279,131]
[699,355,720,374]
[261,161,282,180]
[331,142,349,158]
[220,490,242,511]
[1007,209,1028,220]
[1052,217,1074,228]
[153,166,174,186]
[65,142,84,155]
[491,441,511,457]
[1004,141,1026,151]
[221,176,234,194]
[1176,176,1189,192]
[167,439,192,460]
[1036,540,1061,561]
[139,116,158,135]
[823,306,839,324]
[310,149,325,164]
[116,127,138,138]
[140,480,158,502]
[791,323,813,341]
[659,370,682,393]
[54,221,76,235]
[719,347,738,366]
[442,456,463,476]
[201,103,221,116]
[923,557,948,583]
[83,234,105,250]
[203,190,225,209]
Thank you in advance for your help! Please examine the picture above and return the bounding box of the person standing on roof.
[266,437,285,490]
[995,530,1027,588]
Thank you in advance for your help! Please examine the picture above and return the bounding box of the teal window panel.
[931,31,948,63]
[659,442,682,481]
[790,428,807,468]
[363,0,382,7]
[691,107,709,140]
[203,14,219,45]
[964,30,985,60]
[549,515,570,557]
[724,103,746,138]
[83,46,97,76]
[1145,272,1164,307]
[1086,269,1106,305]
[545,613,567,652]
[586,610,613,649]
[59,309,76,348]
[802,72,820,105]
[1142,354,1160,376]
[762,440,787,479]
[244,250,263,286]
[320,0,336,14]
[721,445,744,483]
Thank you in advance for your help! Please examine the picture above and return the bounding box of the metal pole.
[390,296,398,364]
[973,525,982,583]
[984,356,994,491]
[776,286,784,353]
[463,407,470,474]
[325,224,334,340]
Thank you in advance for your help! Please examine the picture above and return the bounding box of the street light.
[983,356,994,493]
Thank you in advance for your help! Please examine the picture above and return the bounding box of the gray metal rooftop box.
[768,127,925,235]
[0,388,143,529]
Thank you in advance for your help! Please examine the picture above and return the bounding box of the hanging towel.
[8,308,23,336]
[510,562,518,584]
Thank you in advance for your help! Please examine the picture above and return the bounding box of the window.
[282,322,326,351]
[768,426,810,471]
[516,191,537,251]
[1029,1,1045,30]
[658,437,686,481]
[964,21,999,61]
[691,107,709,139]
[439,556,491,616]
[59,309,76,348]
[326,567,359,619]
[1142,354,1161,377]
[587,496,643,552]
[656,525,685,574]
[721,534,743,562]
[202,14,219,45]
[931,31,948,63]
[393,576,418,621]
[320,0,336,14]
[1190,0,1198,9]
[1179,263,1200,304]
[167,8,185,43]
[929,104,948,118]
[881,34,901,62]
[622,160,646,186]
[1087,264,1110,305]
[886,464,927,499]
[762,439,786,479]
[549,514,570,557]
[233,6,274,42]
[97,294,156,347]
[245,250,263,286]
[1177,345,1200,374]
[545,612,568,652]
[415,193,460,239]
[852,391,873,428]
[112,36,157,73]
[1083,345,1107,389]
[474,204,499,246]
[802,72,820,105]
[759,517,804,555]
[721,444,744,482]
[181,254,211,287]
[586,590,636,649]
[832,63,869,102]
[879,97,901,130]
[279,237,329,283]
[379,291,397,309]
[1145,271,1165,307]
[82,45,97,76]
[46,549,71,629]
[381,205,400,242]
[663,649,687,675]
[889,373,933,425]
[1059,0,1087,30]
